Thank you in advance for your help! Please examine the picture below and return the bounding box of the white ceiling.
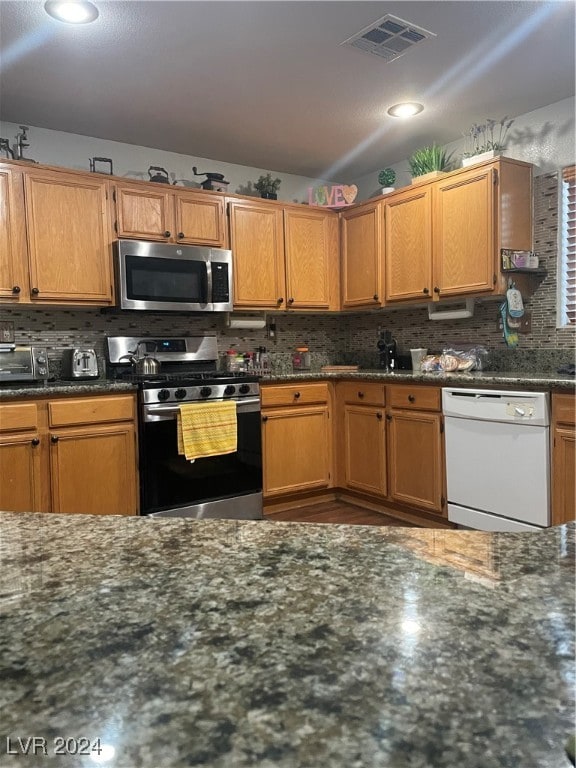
[0,0,574,181]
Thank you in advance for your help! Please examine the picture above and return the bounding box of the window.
[558,164,575,327]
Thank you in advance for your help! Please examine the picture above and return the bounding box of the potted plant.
[462,117,514,167]
[254,172,282,200]
[409,144,452,183]
[378,168,396,194]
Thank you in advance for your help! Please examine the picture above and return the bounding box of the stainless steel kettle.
[120,342,161,375]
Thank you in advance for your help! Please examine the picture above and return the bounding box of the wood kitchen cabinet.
[0,393,138,515]
[385,158,532,304]
[340,198,384,309]
[551,393,576,525]
[261,382,332,499]
[229,199,339,310]
[386,384,446,515]
[115,182,226,246]
[0,162,115,305]
[336,382,387,496]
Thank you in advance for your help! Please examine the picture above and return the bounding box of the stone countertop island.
[0,512,574,768]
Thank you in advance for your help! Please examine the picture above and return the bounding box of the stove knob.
[200,386,212,398]
[239,384,251,395]
[175,388,187,400]
[158,389,170,401]
[224,385,236,396]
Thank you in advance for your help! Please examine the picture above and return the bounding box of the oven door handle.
[143,397,261,422]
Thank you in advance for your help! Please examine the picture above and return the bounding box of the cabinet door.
[343,405,386,496]
[0,434,43,512]
[24,170,113,303]
[340,201,383,309]
[433,166,495,298]
[0,165,27,302]
[228,201,285,309]
[387,409,444,514]
[284,208,338,310]
[385,186,432,302]
[174,192,225,246]
[262,406,330,496]
[116,184,174,241]
[552,424,575,524]
[49,423,138,515]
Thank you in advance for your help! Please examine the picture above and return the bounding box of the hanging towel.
[177,401,237,461]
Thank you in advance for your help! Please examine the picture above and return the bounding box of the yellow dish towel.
[177,401,237,461]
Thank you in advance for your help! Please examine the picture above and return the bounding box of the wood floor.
[265,499,414,527]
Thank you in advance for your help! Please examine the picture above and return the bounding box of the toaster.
[61,348,99,379]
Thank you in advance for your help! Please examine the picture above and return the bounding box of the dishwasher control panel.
[442,388,549,427]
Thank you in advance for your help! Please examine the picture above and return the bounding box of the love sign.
[308,184,358,207]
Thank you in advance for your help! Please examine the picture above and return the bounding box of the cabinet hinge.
[114,220,118,233]
[492,168,498,185]
[112,190,116,203]
[493,273,497,285]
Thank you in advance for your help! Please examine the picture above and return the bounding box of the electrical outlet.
[0,322,14,343]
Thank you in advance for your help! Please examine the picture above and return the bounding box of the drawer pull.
[31,438,40,446]
[288,297,295,304]
[422,287,429,295]
[31,287,40,295]
[373,294,379,301]
[50,435,59,444]
[178,232,185,239]
[164,230,171,238]
[357,391,364,399]
[294,392,301,399]
[376,412,382,420]
[277,297,284,305]
[262,415,268,422]
[12,285,21,294]
[386,413,392,421]
[408,395,416,403]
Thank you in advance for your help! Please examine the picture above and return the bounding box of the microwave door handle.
[204,261,212,306]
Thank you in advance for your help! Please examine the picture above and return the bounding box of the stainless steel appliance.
[114,239,233,312]
[443,388,550,531]
[107,335,263,520]
[61,348,99,379]
[0,344,49,382]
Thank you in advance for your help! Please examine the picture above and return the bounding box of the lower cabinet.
[0,393,138,515]
[261,383,332,498]
[386,385,445,515]
[552,393,575,525]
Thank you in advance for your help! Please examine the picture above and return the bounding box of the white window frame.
[557,165,575,328]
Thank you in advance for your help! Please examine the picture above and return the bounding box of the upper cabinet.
[340,198,384,309]
[115,182,226,247]
[1,162,114,306]
[229,199,339,311]
[384,158,533,304]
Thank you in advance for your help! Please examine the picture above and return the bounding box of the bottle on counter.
[293,347,311,371]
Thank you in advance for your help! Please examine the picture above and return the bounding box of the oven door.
[139,397,263,519]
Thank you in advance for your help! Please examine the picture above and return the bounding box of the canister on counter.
[292,347,311,370]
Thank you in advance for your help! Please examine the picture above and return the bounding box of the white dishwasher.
[442,388,550,532]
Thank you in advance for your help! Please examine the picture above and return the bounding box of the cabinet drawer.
[388,385,441,412]
[0,402,39,432]
[48,395,135,427]
[553,393,575,426]
[261,383,329,408]
[339,382,385,407]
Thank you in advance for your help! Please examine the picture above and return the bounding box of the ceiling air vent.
[341,14,436,63]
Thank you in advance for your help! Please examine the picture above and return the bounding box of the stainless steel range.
[107,336,263,520]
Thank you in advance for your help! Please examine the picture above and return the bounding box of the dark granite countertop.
[0,380,137,398]
[1,512,574,767]
[262,370,576,391]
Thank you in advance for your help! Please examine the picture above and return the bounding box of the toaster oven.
[0,344,49,382]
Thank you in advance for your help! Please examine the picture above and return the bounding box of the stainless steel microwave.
[114,240,233,312]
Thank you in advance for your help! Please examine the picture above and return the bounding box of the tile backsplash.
[1,173,573,376]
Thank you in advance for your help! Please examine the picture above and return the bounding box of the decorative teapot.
[120,342,161,375]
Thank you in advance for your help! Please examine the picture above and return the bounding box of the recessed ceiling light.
[387,102,424,118]
[44,1,99,24]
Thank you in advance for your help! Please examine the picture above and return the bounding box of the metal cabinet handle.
[373,294,379,301]
[376,412,383,420]
[386,413,392,421]
[294,392,301,399]
[164,230,171,238]
[277,297,284,304]
[31,438,40,446]
[408,394,416,403]
[262,415,268,422]
[422,287,429,295]
[50,435,59,444]
[357,391,364,399]
[288,297,295,304]
[12,285,21,294]
[433,286,440,294]
[31,287,40,295]
[178,232,184,239]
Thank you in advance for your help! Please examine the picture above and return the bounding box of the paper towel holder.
[225,313,267,330]
[427,298,475,321]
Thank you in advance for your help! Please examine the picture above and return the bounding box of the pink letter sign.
[308,184,358,207]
